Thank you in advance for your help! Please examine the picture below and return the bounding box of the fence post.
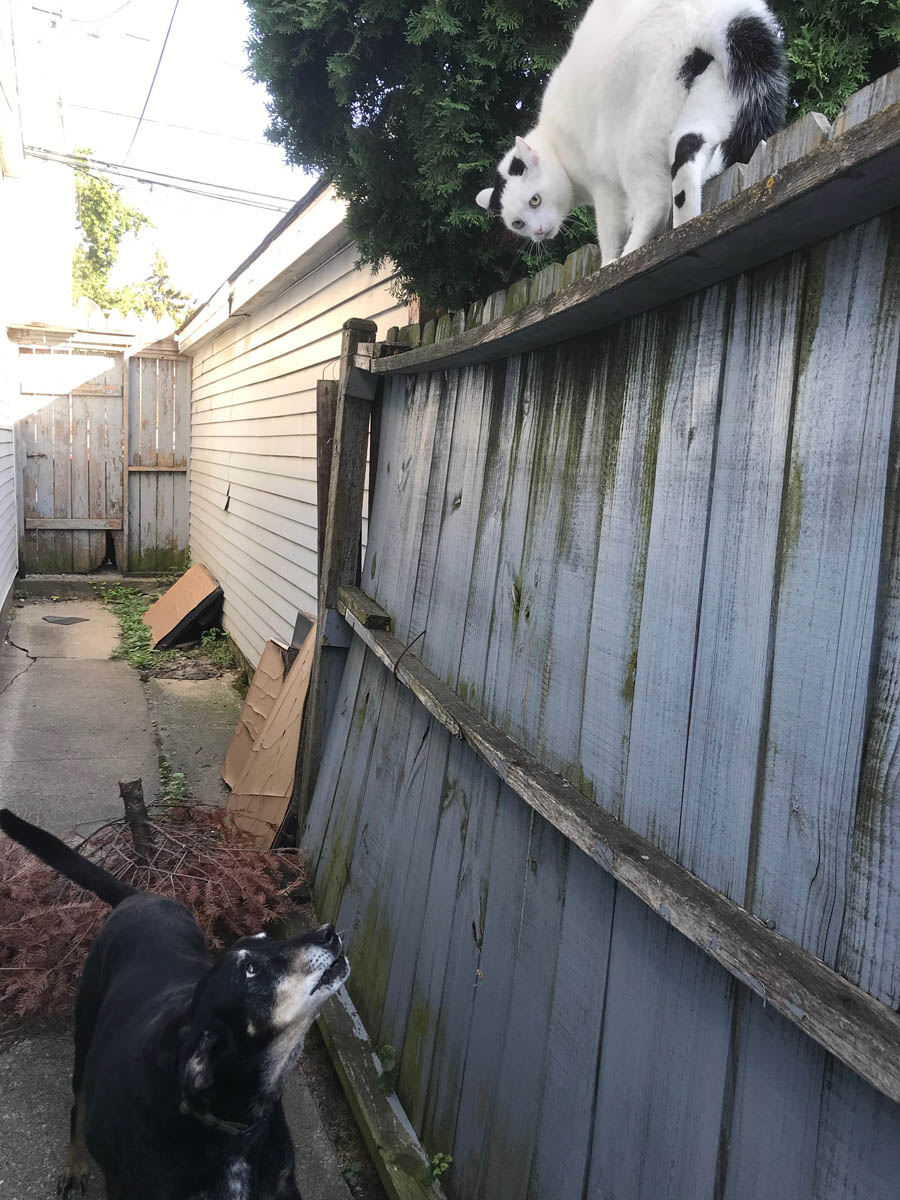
[294,319,379,834]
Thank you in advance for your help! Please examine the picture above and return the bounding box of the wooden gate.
[13,330,190,575]
[127,351,189,572]
[15,342,125,573]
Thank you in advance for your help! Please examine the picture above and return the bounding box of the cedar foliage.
[0,807,306,1042]
[245,0,899,310]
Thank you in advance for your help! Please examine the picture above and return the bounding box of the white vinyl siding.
[186,232,404,666]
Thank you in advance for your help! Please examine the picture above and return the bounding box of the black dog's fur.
[0,808,350,1200]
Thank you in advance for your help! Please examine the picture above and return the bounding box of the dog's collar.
[178,1099,263,1136]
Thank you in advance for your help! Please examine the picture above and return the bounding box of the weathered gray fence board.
[578,313,669,818]
[479,816,569,1200]
[401,368,505,1139]
[588,890,734,1200]
[598,286,733,1199]
[51,395,72,571]
[622,285,727,849]
[70,393,91,572]
[341,371,463,1099]
[450,783,533,1196]
[721,996,823,1200]
[813,1065,900,1200]
[304,636,368,876]
[304,188,900,1197]
[525,847,615,1200]
[751,215,900,961]
[680,257,805,899]
[127,355,190,571]
[419,756,502,1154]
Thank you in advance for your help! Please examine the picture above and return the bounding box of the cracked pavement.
[0,599,159,835]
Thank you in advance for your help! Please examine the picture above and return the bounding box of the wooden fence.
[11,328,190,575]
[301,72,900,1200]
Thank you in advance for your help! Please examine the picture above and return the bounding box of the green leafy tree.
[245,1,898,310]
[72,151,150,312]
[780,1,899,118]
[118,251,194,325]
[72,153,193,323]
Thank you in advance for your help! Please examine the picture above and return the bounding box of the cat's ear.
[514,136,540,170]
[475,188,494,210]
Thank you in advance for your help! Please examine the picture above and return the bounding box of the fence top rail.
[374,96,900,376]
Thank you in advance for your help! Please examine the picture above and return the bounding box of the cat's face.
[476,137,572,243]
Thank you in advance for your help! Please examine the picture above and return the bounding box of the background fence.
[302,74,900,1199]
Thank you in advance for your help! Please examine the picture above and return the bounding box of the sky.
[23,0,314,305]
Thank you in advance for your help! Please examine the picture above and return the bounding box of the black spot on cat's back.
[678,47,712,89]
[674,190,686,208]
[508,156,526,176]
[671,133,705,178]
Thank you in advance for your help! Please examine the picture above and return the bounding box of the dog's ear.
[180,1027,230,1101]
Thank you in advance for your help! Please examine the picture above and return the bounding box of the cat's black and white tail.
[720,14,788,166]
[667,10,787,235]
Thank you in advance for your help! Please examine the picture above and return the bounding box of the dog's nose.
[314,923,338,948]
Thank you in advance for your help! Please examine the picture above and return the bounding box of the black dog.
[0,808,349,1200]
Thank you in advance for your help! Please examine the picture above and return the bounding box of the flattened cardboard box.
[142,563,222,649]
[222,640,286,790]
[226,627,315,848]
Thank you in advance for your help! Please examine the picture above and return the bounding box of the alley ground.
[0,594,357,1200]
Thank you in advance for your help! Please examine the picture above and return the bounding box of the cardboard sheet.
[226,626,316,848]
[142,564,222,649]
[222,640,287,789]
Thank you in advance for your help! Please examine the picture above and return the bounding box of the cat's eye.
[245,961,258,978]
[529,194,541,208]
[511,219,525,229]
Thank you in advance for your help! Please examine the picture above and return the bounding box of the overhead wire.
[24,146,296,212]
[124,0,180,159]
[67,104,275,147]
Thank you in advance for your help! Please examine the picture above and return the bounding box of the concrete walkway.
[0,600,159,834]
[0,600,352,1200]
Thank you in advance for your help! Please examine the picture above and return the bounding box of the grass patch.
[200,628,237,671]
[99,584,175,671]
[100,584,238,675]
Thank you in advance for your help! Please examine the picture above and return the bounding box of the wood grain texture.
[341,603,900,1106]
[751,215,900,962]
[679,256,805,900]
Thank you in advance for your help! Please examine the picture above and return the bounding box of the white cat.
[476,0,787,264]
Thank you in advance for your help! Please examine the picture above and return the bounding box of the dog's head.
[179,923,349,1114]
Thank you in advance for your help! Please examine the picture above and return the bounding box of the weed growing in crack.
[424,1152,453,1186]
[159,757,190,806]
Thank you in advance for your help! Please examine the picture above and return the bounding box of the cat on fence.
[476,0,788,264]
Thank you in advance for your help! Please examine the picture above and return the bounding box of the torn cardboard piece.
[222,640,287,790]
[226,626,316,848]
[142,563,223,649]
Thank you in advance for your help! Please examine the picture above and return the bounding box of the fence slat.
[337,587,900,1108]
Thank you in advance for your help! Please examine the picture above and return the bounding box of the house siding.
[186,228,404,666]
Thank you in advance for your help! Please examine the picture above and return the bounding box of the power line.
[67,103,274,147]
[67,0,137,22]
[24,146,296,212]
[124,0,179,159]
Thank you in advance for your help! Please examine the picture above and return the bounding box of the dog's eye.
[511,218,525,229]
[529,194,541,208]
[244,961,258,979]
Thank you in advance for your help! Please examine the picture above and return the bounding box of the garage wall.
[183,194,404,666]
